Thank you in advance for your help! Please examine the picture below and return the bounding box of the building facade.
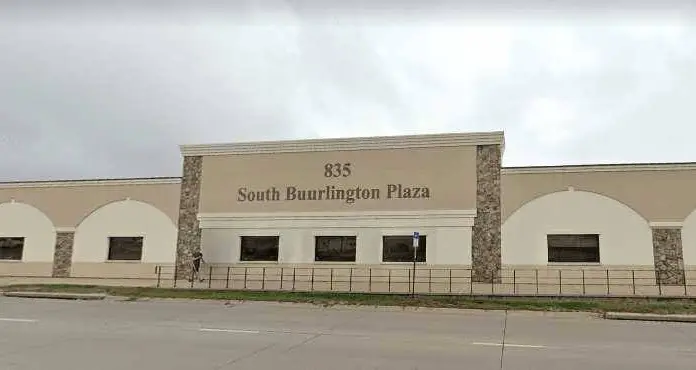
[1,131,695,286]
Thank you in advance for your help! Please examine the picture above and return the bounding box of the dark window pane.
[240,236,279,262]
[315,236,356,262]
[0,237,24,261]
[547,234,600,263]
[382,236,426,262]
[108,237,143,261]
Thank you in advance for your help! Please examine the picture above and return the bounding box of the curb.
[604,312,696,323]
[2,291,106,300]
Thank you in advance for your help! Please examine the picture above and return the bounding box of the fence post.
[491,271,495,295]
[208,266,213,289]
[605,269,610,296]
[262,267,266,290]
[226,267,231,289]
[292,267,296,291]
[190,264,195,289]
[173,265,178,288]
[349,268,353,292]
[449,269,453,294]
[388,269,392,293]
[311,269,315,291]
[469,269,473,296]
[244,267,248,290]
[535,269,539,295]
[411,267,415,297]
[368,268,372,292]
[428,269,432,293]
[657,270,662,296]
[684,270,688,296]
[513,269,516,295]
[280,268,284,290]
[582,270,586,295]
[409,269,413,297]
[559,270,562,295]
[330,268,334,291]
[156,266,161,288]
[632,270,635,296]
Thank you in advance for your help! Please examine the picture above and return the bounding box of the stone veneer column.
[471,145,502,283]
[52,231,75,278]
[175,155,203,280]
[652,227,686,285]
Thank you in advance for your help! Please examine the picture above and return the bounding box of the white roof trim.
[180,131,505,156]
[0,177,181,189]
[197,209,477,229]
[55,227,77,232]
[649,222,684,228]
[502,163,696,174]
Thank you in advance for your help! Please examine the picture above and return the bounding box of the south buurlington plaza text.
[236,184,432,204]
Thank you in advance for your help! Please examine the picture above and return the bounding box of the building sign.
[237,162,431,205]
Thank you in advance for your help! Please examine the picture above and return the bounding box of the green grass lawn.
[3,284,696,314]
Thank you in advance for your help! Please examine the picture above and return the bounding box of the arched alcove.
[502,190,653,266]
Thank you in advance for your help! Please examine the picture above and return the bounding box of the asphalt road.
[1,297,696,369]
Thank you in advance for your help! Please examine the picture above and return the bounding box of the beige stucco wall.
[199,210,475,266]
[0,202,57,263]
[0,262,53,277]
[199,146,477,213]
[72,199,177,265]
[70,262,162,279]
[502,166,696,222]
[682,208,696,267]
[502,190,654,266]
[0,179,181,228]
[0,179,181,278]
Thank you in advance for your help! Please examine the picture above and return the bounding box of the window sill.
[313,261,359,264]
[105,260,143,263]
[237,261,279,264]
[0,259,22,263]
[547,262,602,267]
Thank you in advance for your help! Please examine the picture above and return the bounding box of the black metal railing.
[144,264,696,298]
[3,265,694,298]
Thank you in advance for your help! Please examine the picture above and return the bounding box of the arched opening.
[502,190,653,266]
[72,199,177,278]
[0,201,56,276]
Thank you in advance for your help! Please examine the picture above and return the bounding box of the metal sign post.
[412,232,419,297]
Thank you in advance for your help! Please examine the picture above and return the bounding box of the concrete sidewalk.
[2,291,106,300]
[605,311,696,323]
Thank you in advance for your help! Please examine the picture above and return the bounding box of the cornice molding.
[197,209,477,229]
[0,177,181,189]
[180,131,505,156]
[649,222,684,229]
[502,162,696,174]
[55,227,77,233]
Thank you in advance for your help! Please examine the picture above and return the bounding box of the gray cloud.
[1,2,695,180]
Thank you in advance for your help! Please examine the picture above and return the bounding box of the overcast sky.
[1,1,695,181]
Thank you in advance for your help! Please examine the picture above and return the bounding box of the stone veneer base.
[175,155,203,280]
[52,232,74,278]
[471,145,502,283]
[652,227,686,285]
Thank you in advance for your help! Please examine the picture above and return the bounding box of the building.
[1,131,695,288]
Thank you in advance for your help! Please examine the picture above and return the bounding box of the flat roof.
[0,176,182,188]
[179,131,506,156]
[502,162,696,174]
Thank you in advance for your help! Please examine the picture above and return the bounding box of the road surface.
[1,296,695,369]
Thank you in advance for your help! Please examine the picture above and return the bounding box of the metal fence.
[151,265,696,298]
